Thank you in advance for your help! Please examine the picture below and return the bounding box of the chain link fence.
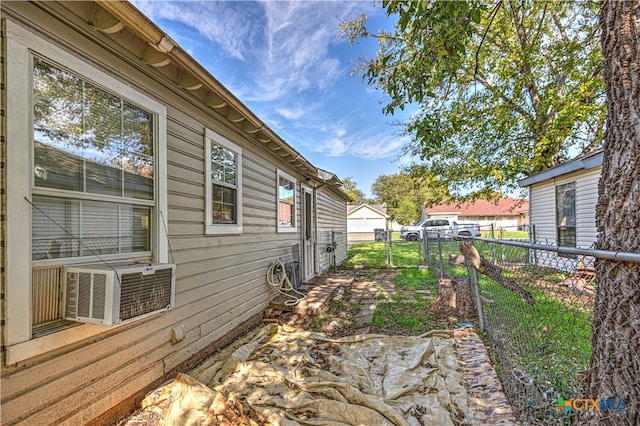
[426,227,640,424]
[345,229,428,268]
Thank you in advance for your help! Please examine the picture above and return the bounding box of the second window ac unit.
[62,263,176,326]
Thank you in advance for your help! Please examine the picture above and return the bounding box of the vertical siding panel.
[316,189,348,271]
[575,169,600,248]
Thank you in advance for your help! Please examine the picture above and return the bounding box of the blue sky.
[132,0,416,198]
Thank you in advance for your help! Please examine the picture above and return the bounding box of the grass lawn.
[371,269,448,335]
[343,240,426,268]
[438,246,592,400]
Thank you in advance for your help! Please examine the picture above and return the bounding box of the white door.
[302,186,315,281]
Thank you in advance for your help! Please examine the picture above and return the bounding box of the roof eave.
[95,0,322,180]
[518,151,604,187]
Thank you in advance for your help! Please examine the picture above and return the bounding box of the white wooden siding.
[0,3,347,425]
[574,170,600,247]
[317,190,348,271]
[528,167,601,270]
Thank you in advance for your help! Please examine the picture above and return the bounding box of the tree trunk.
[427,278,474,320]
[582,2,640,424]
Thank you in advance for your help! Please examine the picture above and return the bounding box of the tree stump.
[448,254,466,265]
[428,277,474,319]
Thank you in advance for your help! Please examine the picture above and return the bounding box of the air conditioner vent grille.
[78,272,92,318]
[93,273,107,320]
[119,267,173,321]
[62,263,176,325]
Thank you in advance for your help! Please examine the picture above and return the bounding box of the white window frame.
[555,181,577,249]
[4,20,168,364]
[204,128,243,235]
[277,169,298,233]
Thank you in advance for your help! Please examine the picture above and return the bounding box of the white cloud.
[131,1,402,164]
[132,0,265,61]
[275,106,307,121]
[133,0,365,103]
[312,125,408,160]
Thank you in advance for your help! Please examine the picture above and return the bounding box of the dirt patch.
[119,267,517,425]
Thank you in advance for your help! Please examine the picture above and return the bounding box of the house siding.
[529,168,600,248]
[317,190,348,271]
[528,166,601,270]
[1,3,348,425]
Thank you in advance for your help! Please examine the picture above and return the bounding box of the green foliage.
[343,0,604,196]
[371,171,449,223]
[341,176,372,205]
[394,198,419,226]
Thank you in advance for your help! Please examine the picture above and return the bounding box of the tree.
[371,171,449,223]
[581,1,640,424]
[371,173,418,223]
[342,0,604,197]
[340,176,370,205]
[394,198,419,226]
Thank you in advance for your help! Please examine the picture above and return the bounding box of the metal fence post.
[469,266,484,331]
[331,231,336,270]
[531,224,537,265]
[384,230,393,268]
[423,228,429,267]
[491,223,497,263]
[384,231,389,268]
[437,233,444,278]
[417,229,423,267]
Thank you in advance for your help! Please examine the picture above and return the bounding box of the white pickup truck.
[400,218,481,241]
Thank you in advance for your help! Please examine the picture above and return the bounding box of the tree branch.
[474,72,531,118]
[474,1,503,79]
[459,240,536,306]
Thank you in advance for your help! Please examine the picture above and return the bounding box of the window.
[277,169,297,232]
[205,128,242,234]
[556,182,576,248]
[32,58,154,260]
[5,21,167,364]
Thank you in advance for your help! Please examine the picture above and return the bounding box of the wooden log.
[459,240,536,306]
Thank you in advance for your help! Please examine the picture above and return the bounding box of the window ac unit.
[62,263,176,326]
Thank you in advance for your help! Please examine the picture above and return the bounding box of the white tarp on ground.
[142,325,470,425]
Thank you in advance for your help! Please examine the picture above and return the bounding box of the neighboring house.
[1,2,350,425]
[425,199,529,230]
[347,204,389,242]
[518,150,603,249]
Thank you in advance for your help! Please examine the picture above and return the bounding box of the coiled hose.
[267,259,306,306]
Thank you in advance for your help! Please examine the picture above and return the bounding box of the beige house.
[1,2,350,424]
[426,199,529,231]
[347,204,389,241]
